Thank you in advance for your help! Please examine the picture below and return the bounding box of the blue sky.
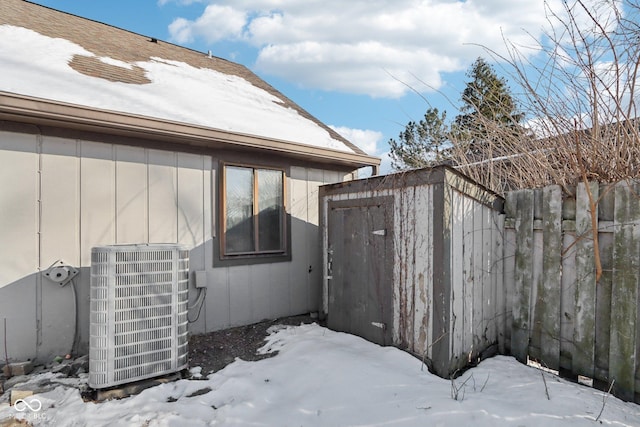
[28,0,576,173]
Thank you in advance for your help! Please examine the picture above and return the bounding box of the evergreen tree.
[388,107,449,170]
[389,58,523,170]
[452,57,524,157]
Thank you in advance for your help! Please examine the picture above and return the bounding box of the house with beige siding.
[0,0,378,363]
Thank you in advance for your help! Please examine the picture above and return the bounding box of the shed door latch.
[371,322,386,330]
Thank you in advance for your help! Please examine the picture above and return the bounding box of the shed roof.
[0,0,379,170]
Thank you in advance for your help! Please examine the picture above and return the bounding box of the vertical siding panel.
[39,136,79,358]
[512,189,534,363]
[306,169,324,311]
[461,196,475,358]
[406,187,418,353]
[0,131,38,360]
[79,141,115,352]
[431,179,450,376]
[327,200,346,333]
[177,153,205,250]
[414,184,433,359]
[573,182,598,377]
[80,141,115,265]
[115,146,147,244]
[206,268,230,330]
[148,150,178,243]
[229,267,251,326]
[540,185,562,370]
[450,190,464,366]
[395,187,414,350]
[0,131,39,283]
[250,264,271,322]
[270,263,290,318]
[610,181,640,400]
[472,198,484,353]
[178,153,207,333]
[289,167,309,314]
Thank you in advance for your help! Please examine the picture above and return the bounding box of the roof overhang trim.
[0,91,380,170]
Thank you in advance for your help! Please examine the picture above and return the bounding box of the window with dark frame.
[222,164,286,257]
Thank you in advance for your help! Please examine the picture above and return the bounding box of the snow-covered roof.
[0,0,371,162]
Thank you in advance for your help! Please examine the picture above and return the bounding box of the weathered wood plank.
[560,212,576,373]
[573,182,598,378]
[495,213,506,354]
[540,185,562,370]
[412,185,433,358]
[529,188,544,362]
[461,195,475,358]
[449,190,466,363]
[483,202,496,348]
[512,189,535,363]
[610,180,640,401]
[594,223,614,385]
[503,192,518,355]
[473,197,485,353]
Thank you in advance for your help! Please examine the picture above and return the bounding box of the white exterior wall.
[0,128,347,362]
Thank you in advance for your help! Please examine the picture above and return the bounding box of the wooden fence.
[503,180,640,402]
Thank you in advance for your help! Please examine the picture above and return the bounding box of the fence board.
[462,196,474,357]
[530,192,544,361]
[540,185,562,370]
[610,181,640,401]
[484,205,496,348]
[503,193,517,355]
[594,224,614,385]
[573,182,598,378]
[560,217,576,374]
[512,190,534,363]
[473,198,485,351]
[495,213,505,354]
[504,180,640,402]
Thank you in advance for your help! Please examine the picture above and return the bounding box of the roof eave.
[0,91,380,171]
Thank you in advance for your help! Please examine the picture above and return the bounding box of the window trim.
[217,162,291,265]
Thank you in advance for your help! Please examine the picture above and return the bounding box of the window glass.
[223,165,285,256]
[257,169,283,251]
[225,166,254,253]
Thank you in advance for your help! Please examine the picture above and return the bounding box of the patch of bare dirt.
[187,314,320,376]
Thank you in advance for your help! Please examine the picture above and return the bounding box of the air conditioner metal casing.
[89,244,189,389]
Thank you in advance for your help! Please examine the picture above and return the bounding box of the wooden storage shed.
[319,166,506,378]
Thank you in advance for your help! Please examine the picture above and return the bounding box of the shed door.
[327,197,393,346]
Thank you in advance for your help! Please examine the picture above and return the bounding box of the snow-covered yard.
[2,323,639,426]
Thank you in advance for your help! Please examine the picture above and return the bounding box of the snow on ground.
[2,323,640,426]
[0,25,353,153]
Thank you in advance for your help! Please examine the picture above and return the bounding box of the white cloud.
[169,4,246,44]
[166,0,605,98]
[329,126,383,156]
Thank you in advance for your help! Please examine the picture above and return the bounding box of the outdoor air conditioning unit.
[89,244,189,389]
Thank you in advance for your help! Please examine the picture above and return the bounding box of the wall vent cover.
[89,244,189,389]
